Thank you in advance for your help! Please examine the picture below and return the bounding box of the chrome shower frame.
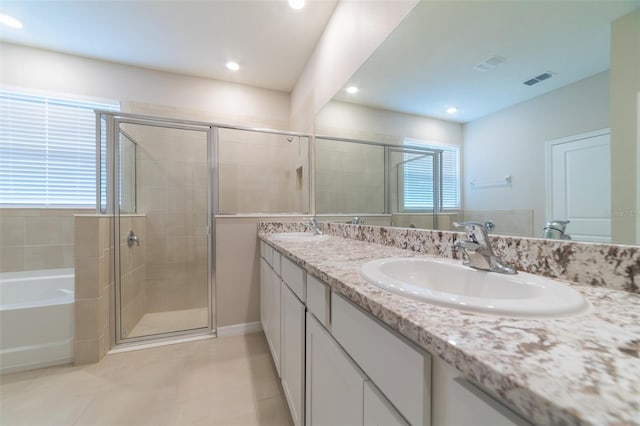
[96,110,313,348]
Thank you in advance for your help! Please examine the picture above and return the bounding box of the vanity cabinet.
[261,240,529,426]
[261,242,306,426]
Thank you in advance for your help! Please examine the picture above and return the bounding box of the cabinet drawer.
[331,293,431,426]
[432,356,531,426]
[307,275,330,327]
[281,256,305,301]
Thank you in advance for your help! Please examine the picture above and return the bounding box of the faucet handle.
[452,221,490,244]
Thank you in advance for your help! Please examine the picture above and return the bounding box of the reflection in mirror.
[315,138,385,215]
[218,129,310,214]
[315,0,639,245]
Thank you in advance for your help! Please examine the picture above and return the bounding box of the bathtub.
[0,268,74,374]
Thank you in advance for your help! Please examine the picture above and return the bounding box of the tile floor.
[0,332,293,426]
[127,308,209,338]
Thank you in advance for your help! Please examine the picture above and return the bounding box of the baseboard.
[217,321,263,337]
[0,358,73,375]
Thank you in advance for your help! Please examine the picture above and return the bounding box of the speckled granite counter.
[258,227,640,426]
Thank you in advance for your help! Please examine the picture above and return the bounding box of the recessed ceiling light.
[226,61,240,71]
[446,107,458,114]
[346,86,359,95]
[0,13,23,29]
[288,0,305,10]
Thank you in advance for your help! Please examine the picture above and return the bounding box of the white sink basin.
[360,257,590,318]
[273,232,326,240]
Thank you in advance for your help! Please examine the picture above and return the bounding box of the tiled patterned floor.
[0,332,292,426]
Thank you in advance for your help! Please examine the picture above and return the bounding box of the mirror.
[315,0,640,245]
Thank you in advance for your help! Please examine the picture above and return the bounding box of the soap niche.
[296,166,303,191]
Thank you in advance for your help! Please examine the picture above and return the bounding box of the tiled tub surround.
[74,215,115,364]
[0,208,93,273]
[258,223,640,426]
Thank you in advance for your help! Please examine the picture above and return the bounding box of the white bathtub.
[0,268,74,374]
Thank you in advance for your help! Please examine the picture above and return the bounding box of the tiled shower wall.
[315,139,385,214]
[118,215,147,337]
[0,208,93,273]
[218,128,309,214]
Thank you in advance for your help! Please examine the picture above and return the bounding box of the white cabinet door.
[269,270,282,376]
[306,313,364,426]
[364,381,409,426]
[261,259,282,377]
[281,285,305,426]
[260,258,269,332]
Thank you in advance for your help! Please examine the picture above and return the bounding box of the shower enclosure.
[97,111,311,346]
[98,112,214,344]
[315,136,442,228]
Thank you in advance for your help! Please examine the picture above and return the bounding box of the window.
[402,139,460,211]
[0,89,119,207]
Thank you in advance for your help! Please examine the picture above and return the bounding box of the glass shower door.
[388,147,441,229]
[113,118,213,342]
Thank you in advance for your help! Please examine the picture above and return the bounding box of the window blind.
[0,90,119,207]
[403,140,460,210]
[402,152,435,210]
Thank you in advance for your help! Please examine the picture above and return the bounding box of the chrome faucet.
[543,220,571,240]
[453,221,517,274]
[306,217,323,235]
[348,216,364,225]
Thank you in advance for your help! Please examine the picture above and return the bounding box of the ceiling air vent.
[473,55,506,72]
[523,71,555,86]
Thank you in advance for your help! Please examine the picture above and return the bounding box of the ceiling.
[0,0,338,92]
[334,0,639,123]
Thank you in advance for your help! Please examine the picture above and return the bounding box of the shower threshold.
[127,307,209,338]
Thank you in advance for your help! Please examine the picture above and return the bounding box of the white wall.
[290,0,419,132]
[463,71,609,236]
[316,100,462,146]
[610,10,640,244]
[0,42,291,129]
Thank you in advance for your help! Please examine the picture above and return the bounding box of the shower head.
[286,136,295,143]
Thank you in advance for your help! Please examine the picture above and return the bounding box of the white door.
[546,129,611,242]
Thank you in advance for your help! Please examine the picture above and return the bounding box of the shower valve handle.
[127,230,140,248]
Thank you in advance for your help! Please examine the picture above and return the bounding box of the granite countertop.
[258,231,640,426]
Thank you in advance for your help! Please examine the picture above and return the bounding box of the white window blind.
[403,140,460,211]
[0,90,119,207]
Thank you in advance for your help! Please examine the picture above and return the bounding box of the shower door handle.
[127,230,140,247]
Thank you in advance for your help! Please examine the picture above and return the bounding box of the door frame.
[108,115,216,346]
